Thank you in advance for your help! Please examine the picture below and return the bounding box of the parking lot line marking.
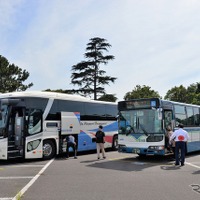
[0,198,13,200]
[186,162,200,169]
[0,177,33,180]
[10,165,45,168]
[12,158,54,200]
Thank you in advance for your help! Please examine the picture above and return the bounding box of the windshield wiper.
[137,118,149,136]
[139,124,149,136]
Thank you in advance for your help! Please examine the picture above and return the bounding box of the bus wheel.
[112,135,118,150]
[43,140,56,159]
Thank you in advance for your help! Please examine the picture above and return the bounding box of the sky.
[0,0,200,101]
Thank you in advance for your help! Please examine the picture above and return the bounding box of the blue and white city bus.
[118,98,200,156]
[0,91,118,160]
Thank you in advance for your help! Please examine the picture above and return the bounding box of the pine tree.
[0,55,33,93]
[69,37,117,100]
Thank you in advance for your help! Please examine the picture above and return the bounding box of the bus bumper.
[118,145,165,155]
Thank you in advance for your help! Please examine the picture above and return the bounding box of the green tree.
[124,85,161,100]
[164,85,187,102]
[186,82,200,104]
[69,37,117,100]
[191,93,200,105]
[44,89,74,94]
[0,55,33,93]
[98,94,117,102]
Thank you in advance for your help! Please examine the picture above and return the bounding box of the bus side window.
[28,109,42,135]
[164,111,172,128]
[194,108,200,126]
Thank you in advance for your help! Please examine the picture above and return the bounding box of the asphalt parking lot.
[0,151,200,200]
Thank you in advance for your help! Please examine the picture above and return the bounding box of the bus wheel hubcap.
[43,143,52,157]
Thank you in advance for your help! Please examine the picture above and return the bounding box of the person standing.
[63,134,77,159]
[170,124,189,166]
[166,126,175,154]
[95,125,106,160]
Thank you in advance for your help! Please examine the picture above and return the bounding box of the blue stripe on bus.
[89,121,118,132]
[77,131,96,151]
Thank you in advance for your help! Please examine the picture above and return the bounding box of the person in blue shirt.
[63,135,77,159]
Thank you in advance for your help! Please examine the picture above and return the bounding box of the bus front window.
[0,105,8,129]
[0,105,9,137]
[119,109,162,135]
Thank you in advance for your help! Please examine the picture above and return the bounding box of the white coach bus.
[0,91,118,160]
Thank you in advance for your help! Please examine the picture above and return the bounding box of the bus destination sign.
[125,100,157,109]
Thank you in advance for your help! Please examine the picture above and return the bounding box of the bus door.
[7,107,26,159]
[164,110,173,129]
[60,112,80,152]
[164,110,173,151]
[0,99,25,159]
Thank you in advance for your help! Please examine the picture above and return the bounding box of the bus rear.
[118,98,166,156]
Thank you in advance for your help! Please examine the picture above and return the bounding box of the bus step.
[8,145,15,148]
[8,156,23,159]
[8,141,15,144]
[8,141,15,146]
[8,150,20,153]
[8,145,17,151]
[8,150,23,159]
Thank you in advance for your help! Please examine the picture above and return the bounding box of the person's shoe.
[181,163,184,166]
[74,156,77,159]
[175,163,179,166]
[174,164,180,167]
[103,157,106,159]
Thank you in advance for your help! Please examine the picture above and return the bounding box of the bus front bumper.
[118,145,165,155]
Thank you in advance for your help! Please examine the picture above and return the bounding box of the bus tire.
[43,140,56,159]
[112,135,118,150]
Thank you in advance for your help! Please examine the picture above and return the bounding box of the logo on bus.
[129,135,146,142]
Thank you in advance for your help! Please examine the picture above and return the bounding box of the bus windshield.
[119,108,162,135]
[0,104,8,129]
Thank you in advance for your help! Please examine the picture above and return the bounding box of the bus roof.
[119,97,200,108]
[0,91,116,105]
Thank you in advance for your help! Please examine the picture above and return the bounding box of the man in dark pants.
[63,135,77,159]
[170,124,189,166]
[95,125,106,160]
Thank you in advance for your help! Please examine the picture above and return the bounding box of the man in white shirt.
[170,123,189,166]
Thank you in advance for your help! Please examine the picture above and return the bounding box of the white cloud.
[0,0,200,100]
